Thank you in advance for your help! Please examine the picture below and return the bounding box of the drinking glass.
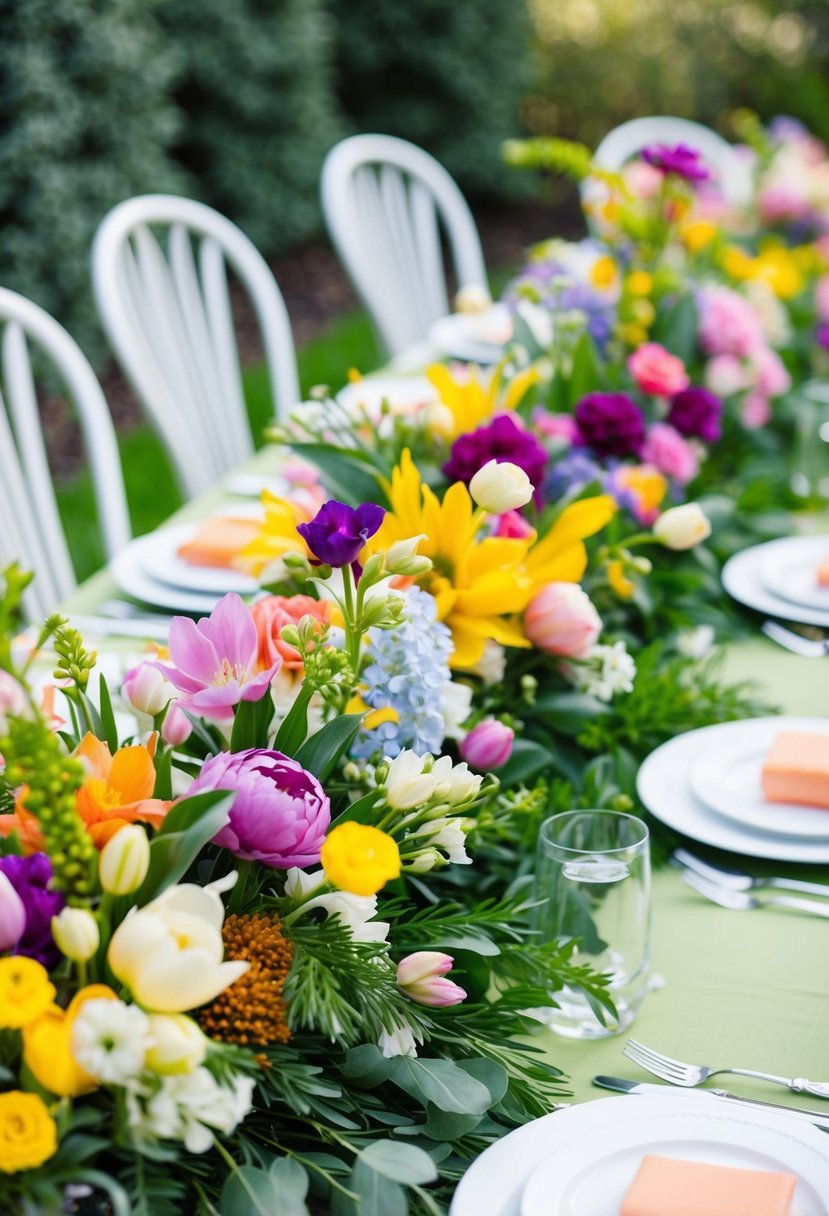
[791,380,829,501]
[532,810,651,1039]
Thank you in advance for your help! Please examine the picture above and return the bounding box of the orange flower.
[74,734,171,847]
[0,797,44,854]
[250,594,332,673]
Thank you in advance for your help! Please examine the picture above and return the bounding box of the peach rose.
[627,343,689,397]
[250,595,332,672]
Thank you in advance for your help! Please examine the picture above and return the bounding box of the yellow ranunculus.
[0,1091,57,1173]
[606,559,635,600]
[681,220,718,253]
[0,957,55,1029]
[321,823,401,897]
[23,985,117,1097]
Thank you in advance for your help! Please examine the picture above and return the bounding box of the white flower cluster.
[284,867,391,945]
[568,640,637,703]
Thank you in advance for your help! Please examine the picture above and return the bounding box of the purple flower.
[443,415,548,502]
[189,748,331,868]
[641,143,711,183]
[668,387,723,443]
[154,593,279,722]
[818,324,829,352]
[297,500,385,569]
[0,853,64,965]
[574,393,646,458]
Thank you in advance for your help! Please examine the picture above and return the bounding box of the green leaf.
[334,1161,407,1216]
[341,1044,395,1086]
[455,1058,509,1105]
[329,789,383,828]
[230,694,275,752]
[221,1159,310,1216]
[495,739,553,786]
[359,1140,437,1185]
[294,713,363,781]
[425,932,499,957]
[419,1104,483,1141]
[653,292,699,364]
[97,674,119,752]
[387,1056,492,1115]
[135,791,234,904]
[77,689,105,738]
[153,746,173,800]
[274,682,314,755]
[531,691,609,736]
[290,445,389,508]
[567,331,602,404]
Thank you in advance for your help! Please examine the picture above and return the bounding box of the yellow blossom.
[589,254,618,291]
[0,957,55,1029]
[321,823,401,896]
[0,1091,57,1173]
[681,220,718,253]
[23,985,117,1098]
[615,465,668,519]
[626,270,653,297]
[425,360,540,441]
[754,248,802,299]
[606,559,635,600]
[618,323,649,348]
[345,694,400,732]
[631,298,655,327]
[720,245,756,281]
[242,490,314,577]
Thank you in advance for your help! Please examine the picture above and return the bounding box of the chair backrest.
[590,117,753,208]
[321,134,488,358]
[92,194,300,500]
[0,287,131,621]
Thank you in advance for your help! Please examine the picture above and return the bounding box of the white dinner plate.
[761,535,829,611]
[135,523,260,596]
[636,717,829,863]
[428,305,513,364]
[449,1095,829,1216]
[722,537,829,627]
[335,375,437,420]
[521,1100,829,1216]
[110,531,245,615]
[689,721,829,841]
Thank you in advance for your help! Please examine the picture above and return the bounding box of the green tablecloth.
[62,447,829,1114]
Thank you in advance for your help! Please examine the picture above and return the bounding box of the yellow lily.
[426,359,541,441]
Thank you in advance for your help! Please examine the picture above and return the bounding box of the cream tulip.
[99,825,150,895]
[145,1014,207,1076]
[51,907,100,963]
[469,460,534,514]
[108,874,248,1013]
[653,503,712,550]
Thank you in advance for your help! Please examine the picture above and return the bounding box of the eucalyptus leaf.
[419,1103,483,1141]
[387,1056,492,1115]
[496,739,553,785]
[455,1058,509,1105]
[341,1044,394,1086]
[220,1159,309,1216]
[359,1140,437,1185]
[346,1160,408,1216]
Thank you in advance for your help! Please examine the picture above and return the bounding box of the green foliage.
[329,0,534,198]
[0,0,184,359]
[159,0,341,256]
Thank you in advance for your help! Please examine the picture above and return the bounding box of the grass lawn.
[57,308,380,582]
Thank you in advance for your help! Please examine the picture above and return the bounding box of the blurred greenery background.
[2,0,827,577]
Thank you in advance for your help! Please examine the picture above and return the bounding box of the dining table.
[59,439,829,1123]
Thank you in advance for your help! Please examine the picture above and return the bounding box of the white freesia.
[127,1067,255,1153]
[412,816,473,866]
[284,868,390,944]
[653,503,712,550]
[429,756,482,804]
[440,680,474,740]
[71,999,151,1085]
[51,907,100,963]
[385,750,439,809]
[469,459,533,514]
[467,640,506,687]
[568,641,636,703]
[677,624,716,660]
[377,1016,425,1060]
[108,874,248,1013]
[145,1014,207,1076]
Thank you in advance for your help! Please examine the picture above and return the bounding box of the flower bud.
[122,663,175,718]
[459,719,514,770]
[161,702,192,747]
[99,825,150,895]
[145,1013,207,1075]
[653,503,712,550]
[384,751,438,810]
[396,951,466,1007]
[359,553,387,587]
[51,907,99,963]
[455,284,492,315]
[0,871,26,951]
[524,583,602,658]
[469,460,534,514]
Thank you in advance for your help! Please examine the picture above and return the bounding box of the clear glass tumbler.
[532,810,651,1039]
[791,380,829,501]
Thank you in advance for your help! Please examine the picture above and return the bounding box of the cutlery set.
[672,847,829,917]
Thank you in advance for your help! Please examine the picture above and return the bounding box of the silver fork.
[673,848,829,899]
[762,620,829,658]
[682,869,829,919]
[624,1038,829,1099]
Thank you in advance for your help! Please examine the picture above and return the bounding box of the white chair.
[590,116,753,209]
[0,288,131,621]
[321,134,489,359]
[92,194,300,500]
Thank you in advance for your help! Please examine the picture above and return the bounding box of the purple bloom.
[574,393,646,459]
[189,748,331,868]
[641,143,711,183]
[818,324,829,352]
[297,500,385,569]
[544,450,604,501]
[155,593,279,722]
[444,415,548,502]
[668,387,723,443]
[0,853,64,965]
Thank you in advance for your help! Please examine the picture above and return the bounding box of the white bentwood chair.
[321,134,488,359]
[92,195,300,500]
[0,288,131,621]
[590,116,753,208]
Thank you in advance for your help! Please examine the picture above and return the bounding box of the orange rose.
[250,595,332,673]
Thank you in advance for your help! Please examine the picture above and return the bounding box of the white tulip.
[99,824,150,895]
[469,460,534,514]
[51,907,100,963]
[653,503,712,550]
[145,1014,207,1076]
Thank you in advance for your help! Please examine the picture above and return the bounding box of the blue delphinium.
[352,586,453,760]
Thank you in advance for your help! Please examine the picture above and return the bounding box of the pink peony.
[628,343,690,397]
[698,287,764,359]
[752,346,791,399]
[741,393,772,429]
[524,583,602,658]
[758,183,811,224]
[641,423,699,485]
[532,409,580,444]
[704,354,750,398]
[622,160,663,200]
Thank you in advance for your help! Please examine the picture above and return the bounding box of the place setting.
[723,534,829,631]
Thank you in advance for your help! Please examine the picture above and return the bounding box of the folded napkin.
[621,1155,796,1216]
[817,552,829,588]
[762,730,829,809]
[177,517,261,570]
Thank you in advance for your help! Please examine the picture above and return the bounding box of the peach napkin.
[621,1155,796,1216]
[762,730,829,809]
[817,553,829,588]
[177,517,261,570]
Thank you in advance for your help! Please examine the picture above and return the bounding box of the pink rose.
[758,183,811,224]
[698,287,764,359]
[641,423,699,485]
[622,160,663,200]
[524,583,602,658]
[628,343,690,397]
[250,594,332,673]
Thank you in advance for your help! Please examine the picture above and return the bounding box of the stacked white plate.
[110,516,260,615]
[723,535,829,627]
[637,717,829,863]
[450,1094,829,1216]
[428,304,514,364]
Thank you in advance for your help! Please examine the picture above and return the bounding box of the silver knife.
[593,1076,829,1129]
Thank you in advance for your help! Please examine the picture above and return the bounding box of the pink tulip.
[494,510,534,540]
[459,720,514,770]
[641,423,699,486]
[122,662,175,717]
[396,952,467,1008]
[628,343,689,397]
[0,870,26,951]
[161,702,193,746]
[152,593,279,721]
[524,583,602,658]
